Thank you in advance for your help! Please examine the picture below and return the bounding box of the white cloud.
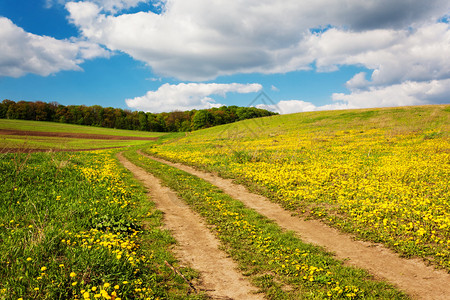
[271,85,279,92]
[125,83,262,112]
[257,100,317,114]
[0,17,109,78]
[66,0,450,82]
[46,0,153,13]
[312,23,450,86]
[333,79,450,108]
[257,79,450,114]
[345,72,371,90]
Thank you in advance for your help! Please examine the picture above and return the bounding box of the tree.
[192,110,214,130]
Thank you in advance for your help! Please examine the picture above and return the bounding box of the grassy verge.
[124,148,408,299]
[0,149,203,299]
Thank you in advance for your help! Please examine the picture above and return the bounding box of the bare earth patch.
[143,152,450,300]
[0,129,158,140]
[117,152,262,300]
[0,147,121,153]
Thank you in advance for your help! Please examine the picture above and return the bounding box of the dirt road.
[142,151,450,300]
[117,152,262,300]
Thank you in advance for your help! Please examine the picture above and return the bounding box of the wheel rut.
[117,152,262,300]
[141,151,450,300]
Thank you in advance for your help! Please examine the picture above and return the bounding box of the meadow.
[0,119,164,150]
[124,149,406,299]
[0,149,202,299]
[1,104,448,299]
[0,119,164,137]
[144,105,450,270]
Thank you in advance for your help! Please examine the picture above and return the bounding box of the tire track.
[117,152,262,300]
[141,151,450,300]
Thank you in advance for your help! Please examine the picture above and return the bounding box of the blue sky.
[0,0,449,114]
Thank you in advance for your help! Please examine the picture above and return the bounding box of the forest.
[0,99,277,132]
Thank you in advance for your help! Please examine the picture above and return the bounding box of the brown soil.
[117,152,262,300]
[0,147,122,153]
[0,129,158,140]
[142,152,450,300]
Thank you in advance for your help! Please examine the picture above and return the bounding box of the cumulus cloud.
[0,17,109,77]
[260,79,450,115]
[46,0,154,13]
[125,83,262,112]
[333,79,450,108]
[257,100,317,114]
[311,23,450,86]
[66,0,450,82]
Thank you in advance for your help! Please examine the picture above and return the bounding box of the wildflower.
[40,266,47,272]
[26,257,32,261]
[70,272,77,277]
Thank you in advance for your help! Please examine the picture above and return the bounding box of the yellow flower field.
[146,105,450,270]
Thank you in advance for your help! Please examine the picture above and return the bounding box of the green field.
[0,119,165,137]
[0,119,167,150]
[146,104,450,270]
[1,105,448,299]
[0,149,203,299]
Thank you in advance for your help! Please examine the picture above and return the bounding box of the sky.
[0,0,449,114]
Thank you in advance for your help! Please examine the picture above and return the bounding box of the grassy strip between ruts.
[0,149,204,299]
[124,148,408,299]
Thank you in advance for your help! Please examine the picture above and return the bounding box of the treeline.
[0,99,277,132]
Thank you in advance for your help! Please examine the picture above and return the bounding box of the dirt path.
[117,153,262,300]
[141,152,450,300]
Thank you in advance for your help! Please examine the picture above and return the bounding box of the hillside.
[145,104,450,270]
[0,119,167,151]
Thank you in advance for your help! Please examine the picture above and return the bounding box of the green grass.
[124,148,408,299]
[0,119,165,138]
[0,149,204,299]
[144,104,450,271]
[0,119,168,150]
[1,135,155,150]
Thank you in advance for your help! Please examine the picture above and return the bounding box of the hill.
[145,104,450,271]
[0,119,167,151]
